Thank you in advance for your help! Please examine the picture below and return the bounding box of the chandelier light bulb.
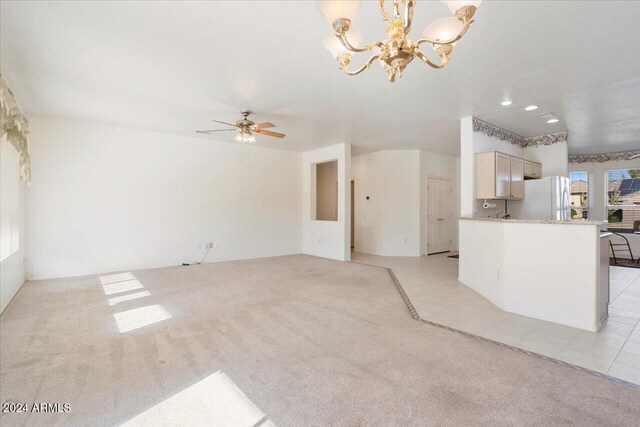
[317,0,362,25]
[441,0,482,16]
[501,100,513,106]
[525,105,539,111]
[547,118,559,124]
[422,17,464,51]
[323,30,362,59]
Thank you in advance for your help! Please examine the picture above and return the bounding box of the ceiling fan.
[196,110,285,143]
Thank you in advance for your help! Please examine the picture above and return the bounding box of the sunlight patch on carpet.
[120,371,272,426]
[102,279,144,295]
[107,290,151,306]
[113,304,172,333]
[100,272,135,285]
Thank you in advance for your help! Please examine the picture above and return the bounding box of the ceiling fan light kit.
[197,110,285,144]
[235,131,256,144]
[318,0,481,82]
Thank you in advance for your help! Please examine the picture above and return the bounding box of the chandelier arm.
[414,49,446,69]
[393,0,400,18]
[378,0,393,23]
[404,0,416,33]
[416,19,473,47]
[341,54,381,76]
[335,33,384,53]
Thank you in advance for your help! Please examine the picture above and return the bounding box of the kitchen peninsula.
[458,217,610,331]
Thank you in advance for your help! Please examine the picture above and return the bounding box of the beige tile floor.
[352,252,640,385]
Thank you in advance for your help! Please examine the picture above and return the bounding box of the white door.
[427,177,453,254]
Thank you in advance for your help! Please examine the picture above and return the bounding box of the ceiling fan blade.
[254,122,276,129]
[196,129,236,134]
[258,129,286,139]
[211,119,237,127]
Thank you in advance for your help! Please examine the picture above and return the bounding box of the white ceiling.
[2,1,639,156]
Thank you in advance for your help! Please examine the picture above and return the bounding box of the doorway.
[426,177,453,254]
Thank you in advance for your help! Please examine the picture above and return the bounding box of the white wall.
[460,219,604,331]
[569,158,640,259]
[303,143,351,261]
[458,220,505,307]
[420,151,460,253]
[456,157,461,244]
[472,131,525,158]
[352,150,421,257]
[352,151,385,254]
[26,115,302,280]
[383,151,421,256]
[460,116,474,217]
[0,135,26,313]
[523,142,568,177]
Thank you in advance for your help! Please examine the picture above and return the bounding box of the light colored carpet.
[1,255,639,426]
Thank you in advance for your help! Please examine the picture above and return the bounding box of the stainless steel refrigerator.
[510,176,571,220]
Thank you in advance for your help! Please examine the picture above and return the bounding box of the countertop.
[460,217,603,226]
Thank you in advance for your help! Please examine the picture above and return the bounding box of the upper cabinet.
[524,159,542,179]
[476,151,540,200]
[494,152,511,198]
[510,156,524,199]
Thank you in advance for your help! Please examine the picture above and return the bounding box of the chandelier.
[318,0,481,82]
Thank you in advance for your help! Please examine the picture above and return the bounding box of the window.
[570,172,589,219]
[1,136,20,260]
[606,168,640,233]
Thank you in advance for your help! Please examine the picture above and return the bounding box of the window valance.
[0,72,30,185]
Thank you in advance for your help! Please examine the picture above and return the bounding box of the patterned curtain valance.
[472,117,568,148]
[0,72,31,185]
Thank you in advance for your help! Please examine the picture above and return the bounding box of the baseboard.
[0,279,26,315]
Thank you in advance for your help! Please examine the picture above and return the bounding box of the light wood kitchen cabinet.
[510,156,524,199]
[524,160,534,176]
[524,159,542,179]
[495,152,511,198]
[532,162,542,178]
[476,151,528,200]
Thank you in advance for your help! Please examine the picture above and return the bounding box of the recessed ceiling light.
[547,118,560,123]
[501,100,513,106]
[525,105,538,111]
